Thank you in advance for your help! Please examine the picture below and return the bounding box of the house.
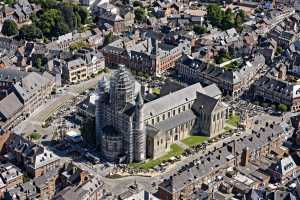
[0,68,55,130]
[158,122,287,200]
[177,54,266,99]
[103,36,190,76]
[252,75,300,112]
[97,12,125,33]
[75,48,105,77]
[53,176,104,200]
[267,156,298,183]
[62,58,88,84]
[5,133,60,178]
[0,163,23,192]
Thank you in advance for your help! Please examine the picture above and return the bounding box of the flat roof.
[66,130,81,138]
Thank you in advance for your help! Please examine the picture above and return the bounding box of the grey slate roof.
[159,123,287,193]
[269,156,297,176]
[148,111,196,137]
[0,67,28,83]
[144,83,204,120]
[0,92,23,120]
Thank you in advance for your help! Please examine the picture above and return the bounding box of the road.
[90,111,290,196]
[13,73,109,135]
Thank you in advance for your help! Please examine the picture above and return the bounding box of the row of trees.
[1,1,89,41]
[207,4,246,31]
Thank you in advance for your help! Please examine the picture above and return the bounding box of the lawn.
[29,132,41,140]
[224,126,232,132]
[129,144,184,169]
[226,114,240,127]
[152,87,161,95]
[181,135,208,147]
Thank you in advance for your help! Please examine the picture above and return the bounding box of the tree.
[193,25,207,35]
[103,32,113,46]
[69,40,88,51]
[133,1,143,7]
[222,8,235,30]
[19,24,43,40]
[1,19,18,36]
[4,0,15,5]
[207,4,223,27]
[36,9,70,38]
[135,8,147,23]
[77,6,89,24]
[59,3,78,30]
[215,49,232,64]
[35,57,42,70]
[207,4,246,31]
[278,104,288,112]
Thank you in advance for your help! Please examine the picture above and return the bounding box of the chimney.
[241,147,250,167]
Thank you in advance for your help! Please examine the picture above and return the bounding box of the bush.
[193,25,207,35]
[1,19,18,36]
[133,1,143,7]
[278,104,288,112]
[262,102,269,108]
[253,101,260,106]
[271,104,277,110]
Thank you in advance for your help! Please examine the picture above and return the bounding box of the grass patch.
[29,132,41,140]
[224,126,232,131]
[129,144,183,169]
[152,87,161,95]
[226,114,240,127]
[181,135,208,147]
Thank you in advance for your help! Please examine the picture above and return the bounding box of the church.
[95,65,228,163]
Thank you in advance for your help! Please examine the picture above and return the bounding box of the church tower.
[110,65,135,111]
[95,76,109,147]
[133,92,146,161]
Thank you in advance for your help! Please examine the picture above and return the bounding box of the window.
[157,141,159,146]
[168,112,171,118]
[183,105,186,111]
[178,107,181,113]
[163,114,165,120]
[173,110,176,116]
[157,117,160,123]
[152,118,154,124]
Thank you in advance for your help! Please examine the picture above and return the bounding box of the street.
[13,72,109,136]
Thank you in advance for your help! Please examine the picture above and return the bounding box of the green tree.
[31,0,58,9]
[135,8,147,23]
[133,1,143,7]
[1,19,18,36]
[77,6,89,24]
[103,32,113,46]
[215,49,232,64]
[4,0,15,5]
[35,57,42,70]
[278,104,288,112]
[19,24,43,40]
[69,40,88,51]
[222,8,235,30]
[193,25,207,35]
[59,3,78,30]
[207,4,246,31]
[207,4,223,27]
[37,9,69,38]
